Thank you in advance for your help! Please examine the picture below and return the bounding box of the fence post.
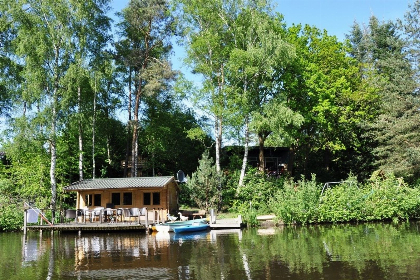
[23,209,27,235]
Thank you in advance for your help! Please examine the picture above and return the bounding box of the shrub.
[0,196,23,231]
[269,174,321,224]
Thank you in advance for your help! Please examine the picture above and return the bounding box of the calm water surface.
[1,222,420,279]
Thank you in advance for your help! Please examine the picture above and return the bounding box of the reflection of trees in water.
[11,224,420,279]
[239,223,420,278]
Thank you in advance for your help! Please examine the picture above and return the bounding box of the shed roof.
[64,176,176,191]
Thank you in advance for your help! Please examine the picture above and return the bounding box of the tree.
[223,8,298,187]
[348,15,419,181]
[185,149,222,211]
[174,0,237,175]
[137,90,211,177]
[115,0,176,177]
[0,8,17,120]
[284,24,375,180]
[1,0,112,220]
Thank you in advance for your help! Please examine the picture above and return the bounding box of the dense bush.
[0,196,23,231]
[267,173,420,225]
[317,173,420,223]
[269,174,320,224]
[230,169,284,226]
[233,172,420,226]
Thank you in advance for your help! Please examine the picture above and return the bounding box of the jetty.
[24,209,244,234]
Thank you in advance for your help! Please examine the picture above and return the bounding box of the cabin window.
[153,192,160,205]
[123,192,132,205]
[143,193,151,205]
[112,193,121,206]
[94,194,101,206]
[85,194,93,206]
[144,192,160,205]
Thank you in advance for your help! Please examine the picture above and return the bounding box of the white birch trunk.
[215,116,222,173]
[238,118,249,189]
[50,46,59,223]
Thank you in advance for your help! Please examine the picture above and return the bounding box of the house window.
[153,192,160,205]
[123,192,132,205]
[94,194,101,206]
[144,193,151,205]
[112,193,121,206]
[144,192,160,205]
[85,194,93,206]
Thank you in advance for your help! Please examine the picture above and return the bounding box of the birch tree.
[174,0,236,174]
[224,7,297,187]
[2,0,111,220]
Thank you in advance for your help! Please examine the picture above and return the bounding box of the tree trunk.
[124,69,132,177]
[288,145,295,176]
[92,77,96,179]
[258,133,265,173]
[78,85,83,181]
[238,117,249,188]
[131,77,141,177]
[215,116,222,173]
[50,46,59,223]
[50,110,57,223]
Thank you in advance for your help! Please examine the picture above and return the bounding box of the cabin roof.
[64,176,176,191]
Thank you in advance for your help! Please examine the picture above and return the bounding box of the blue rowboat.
[153,218,207,232]
[172,222,210,233]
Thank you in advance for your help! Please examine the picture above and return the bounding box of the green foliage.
[348,15,420,183]
[184,150,223,211]
[229,168,283,226]
[139,96,209,176]
[269,174,321,224]
[0,193,23,231]
[284,24,376,181]
[317,173,420,223]
[260,173,420,225]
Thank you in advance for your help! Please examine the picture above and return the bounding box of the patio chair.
[128,207,140,224]
[83,208,92,223]
[76,209,84,223]
[122,208,131,223]
[103,208,115,223]
[116,208,123,222]
[65,209,76,223]
[91,207,104,222]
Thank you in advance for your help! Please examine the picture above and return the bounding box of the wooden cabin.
[64,176,179,214]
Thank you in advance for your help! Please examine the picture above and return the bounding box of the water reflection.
[2,222,420,279]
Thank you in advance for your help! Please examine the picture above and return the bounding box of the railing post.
[23,209,27,235]
[145,207,148,228]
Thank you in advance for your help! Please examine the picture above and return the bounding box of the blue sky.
[109,0,414,74]
[110,0,413,40]
[275,0,412,41]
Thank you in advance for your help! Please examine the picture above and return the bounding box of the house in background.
[223,146,290,176]
[64,176,179,214]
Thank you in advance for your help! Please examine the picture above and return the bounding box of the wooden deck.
[209,217,245,229]
[25,216,245,233]
[26,222,148,232]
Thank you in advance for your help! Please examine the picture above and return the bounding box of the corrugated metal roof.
[64,176,175,191]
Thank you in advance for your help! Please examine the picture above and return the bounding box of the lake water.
[1,222,420,279]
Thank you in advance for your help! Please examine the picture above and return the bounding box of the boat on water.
[153,218,207,232]
[172,222,210,233]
